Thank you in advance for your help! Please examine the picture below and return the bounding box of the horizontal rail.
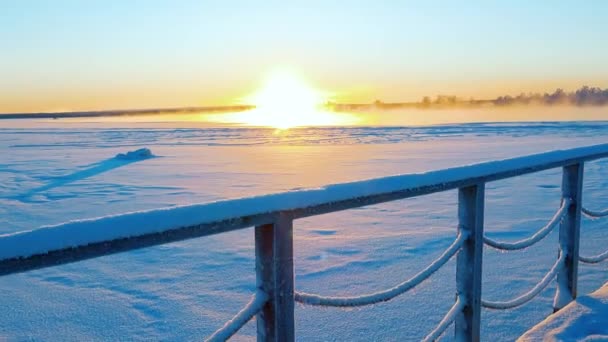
[294,232,465,307]
[483,198,570,251]
[1,144,608,276]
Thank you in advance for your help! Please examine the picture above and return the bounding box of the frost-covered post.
[455,184,484,341]
[255,212,295,341]
[553,163,583,312]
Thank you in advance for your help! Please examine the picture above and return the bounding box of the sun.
[207,69,358,129]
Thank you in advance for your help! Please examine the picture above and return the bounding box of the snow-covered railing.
[1,144,608,341]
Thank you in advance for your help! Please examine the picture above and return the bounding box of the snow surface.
[1,120,607,341]
[519,282,608,341]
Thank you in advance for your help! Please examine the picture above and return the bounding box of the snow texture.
[520,282,608,341]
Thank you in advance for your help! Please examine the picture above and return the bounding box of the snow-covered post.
[255,213,295,341]
[455,184,484,341]
[553,163,583,312]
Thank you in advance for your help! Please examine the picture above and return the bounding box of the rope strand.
[483,198,570,251]
[295,232,466,307]
[482,252,564,310]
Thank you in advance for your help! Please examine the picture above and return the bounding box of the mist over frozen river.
[1,120,607,340]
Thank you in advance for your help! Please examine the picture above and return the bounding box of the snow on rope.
[582,206,608,218]
[481,251,565,310]
[422,295,464,342]
[483,198,571,251]
[205,290,268,342]
[294,232,466,307]
[579,250,608,264]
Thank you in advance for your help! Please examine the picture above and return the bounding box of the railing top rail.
[1,143,608,275]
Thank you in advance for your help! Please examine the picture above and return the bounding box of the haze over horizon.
[2,1,608,115]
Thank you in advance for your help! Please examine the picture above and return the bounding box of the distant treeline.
[328,85,608,111]
[494,86,608,106]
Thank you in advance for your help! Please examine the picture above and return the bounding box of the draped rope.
[483,198,570,251]
[295,232,466,307]
[582,206,608,218]
[579,250,608,264]
[481,252,564,310]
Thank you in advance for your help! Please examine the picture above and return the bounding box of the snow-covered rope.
[579,250,608,264]
[481,252,565,310]
[294,232,466,307]
[422,295,464,342]
[483,198,571,251]
[206,290,268,342]
[582,206,608,218]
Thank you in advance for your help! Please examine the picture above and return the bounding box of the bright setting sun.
[207,70,358,129]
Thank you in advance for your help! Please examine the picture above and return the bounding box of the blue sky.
[1,1,607,112]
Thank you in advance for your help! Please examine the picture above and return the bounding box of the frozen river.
[1,120,607,340]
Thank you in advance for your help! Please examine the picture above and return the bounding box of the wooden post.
[455,184,485,342]
[255,223,275,340]
[255,213,295,341]
[553,163,584,312]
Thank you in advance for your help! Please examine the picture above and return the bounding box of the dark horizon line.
[0,105,254,120]
[2,85,607,119]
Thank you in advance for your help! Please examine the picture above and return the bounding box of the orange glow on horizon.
[205,69,359,129]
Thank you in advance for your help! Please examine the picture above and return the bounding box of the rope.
[481,252,565,310]
[206,290,268,342]
[582,206,608,218]
[580,250,608,264]
[423,296,464,342]
[483,198,570,251]
[294,232,466,307]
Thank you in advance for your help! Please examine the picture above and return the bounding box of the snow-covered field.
[1,119,607,341]
[521,282,608,341]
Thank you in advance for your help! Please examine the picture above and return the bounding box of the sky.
[1,0,608,113]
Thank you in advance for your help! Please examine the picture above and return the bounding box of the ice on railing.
[205,290,268,342]
[483,252,565,310]
[483,198,570,251]
[521,282,608,341]
[295,232,465,307]
[553,251,574,312]
[423,295,464,342]
[1,143,607,261]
